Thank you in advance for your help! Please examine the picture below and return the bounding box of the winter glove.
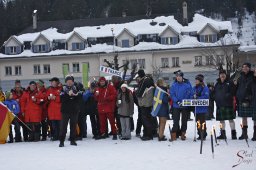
[177,101,182,107]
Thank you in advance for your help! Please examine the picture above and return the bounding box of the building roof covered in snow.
[0,14,238,58]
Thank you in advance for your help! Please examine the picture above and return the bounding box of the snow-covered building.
[0,14,239,90]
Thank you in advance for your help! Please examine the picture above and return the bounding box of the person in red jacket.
[47,77,62,141]
[95,77,117,140]
[37,80,48,141]
[20,81,43,142]
[11,80,27,141]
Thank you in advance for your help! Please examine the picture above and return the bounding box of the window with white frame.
[121,40,129,48]
[15,66,21,75]
[205,56,214,65]
[138,59,145,69]
[33,64,41,74]
[72,63,80,72]
[10,46,17,54]
[195,56,203,66]
[172,57,179,67]
[38,45,46,52]
[161,37,178,45]
[5,66,12,76]
[161,58,169,68]
[43,64,51,74]
[217,55,225,65]
[200,34,217,43]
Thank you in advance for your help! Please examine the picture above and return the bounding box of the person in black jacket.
[214,70,237,140]
[59,75,82,147]
[247,68,256,141]
[136,69,156,141]
[234,63,254,140]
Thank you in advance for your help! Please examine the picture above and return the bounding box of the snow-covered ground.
[0,106,256,170]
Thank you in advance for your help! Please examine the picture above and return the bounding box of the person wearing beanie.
[170,70,192,141]
[82,81,100,139]
[36,80,48,141]
[214,70,237,140]
[3,91,22,143]
[20,81,42,142]
[11,80,27,141]
[234,62,254,140]
[117,83,134,140]
[59,75,81,147]
[94,77,118,140]
[47,77,62,141]
[136,70,156,141]
[191,74,209,140]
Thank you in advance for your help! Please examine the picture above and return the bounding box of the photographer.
[59,75,82,147]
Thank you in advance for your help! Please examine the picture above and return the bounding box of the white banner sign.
[99,66,123,78]
[182,99,209,106]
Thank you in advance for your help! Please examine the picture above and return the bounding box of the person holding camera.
[117,83,134,140]
[59,75,81,147]
[234,63,254,140]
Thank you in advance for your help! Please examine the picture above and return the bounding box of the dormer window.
[121,40,129,48]
[10,46,17,54]
[200,34,217,43]
[33,44,46,53]
[5,46,21,55]
[161,37,178,45]
[72,42,85,51]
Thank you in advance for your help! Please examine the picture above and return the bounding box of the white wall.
[67,34,83,51]
[5,38,20,47]
[116,31,135,47]
[160,28,178,37]
[0,54,100,81]
[200,25,217,35]
[33,36,49,45]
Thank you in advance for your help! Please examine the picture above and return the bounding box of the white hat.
[121,83,128,88]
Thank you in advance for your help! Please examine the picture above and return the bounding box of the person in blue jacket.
[191,74,209,140]
[3,91,22,143]
[170,70,192,141]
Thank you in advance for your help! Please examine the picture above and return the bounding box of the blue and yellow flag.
[151,87,167,117]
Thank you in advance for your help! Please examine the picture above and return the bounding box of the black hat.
[138,69,146,78]
[15,80,21,84]
[174,70,184,77]
[29,81,36,85]
[49,77,60,82]
[219,69,226,75]
[242,62,251,69]
[90,81,97,88]
[65,75,74,82]
[195,74,204,82]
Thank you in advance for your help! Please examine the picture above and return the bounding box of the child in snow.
[3,91,22,143]
[117,83,134,140]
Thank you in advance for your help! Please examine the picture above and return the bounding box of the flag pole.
[14,115,32,131]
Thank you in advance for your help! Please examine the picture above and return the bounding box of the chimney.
[122,10,127,18]
[32,10,38,30]
[182,1,188,26]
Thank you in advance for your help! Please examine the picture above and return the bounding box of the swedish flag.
[151,87,167,117]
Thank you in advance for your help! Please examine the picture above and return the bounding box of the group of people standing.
[0,62,256,147]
